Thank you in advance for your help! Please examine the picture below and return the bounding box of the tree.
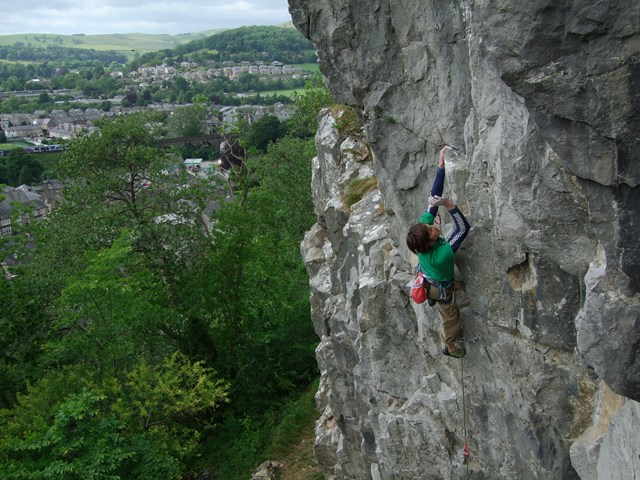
[203,135,318,412]
[0,149,43,186]
[0,106,320,479]
[174,76,189,92]
[288,75,333,138]
[0,354,229,479]
[0,277,50,408]
[202,26,315,63]
[0,384,132,480]
[47,232,178,374]
[17,165,33,185]
[35,113,220,356]
[0,231,230,478]
[167,103,208,138]
[243,114,287,152]
[0,129,6,143]
[37,91,51,104]
[57,112,169,220]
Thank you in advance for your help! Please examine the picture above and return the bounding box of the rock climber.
[406,146,470,358]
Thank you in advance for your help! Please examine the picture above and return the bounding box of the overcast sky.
[0,0,293,36]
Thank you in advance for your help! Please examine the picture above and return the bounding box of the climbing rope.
[460,355,471,478]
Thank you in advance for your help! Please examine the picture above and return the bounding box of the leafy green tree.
[0,149,44,186]
[237,72,261,92]
[0,277,50,408]
[167,103,208,137]
[288,75,333,138]
[0,387,132,479]
[45,232,177,373]
[202,26,315,63]
[0,97,321,479]
[58,112,183,223]
[0,230,230,478]
[38,112,213,289]
[174,76,189,92]
[243,114,287,153]
[93,65,105,78]
[0,354,229,479]
[204,135,317,412]
[0,129,6,143]
[37,91,51,104]
[28,113,221,366]
[17,165,33,185]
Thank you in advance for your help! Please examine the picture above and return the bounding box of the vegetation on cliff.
[0,80,332,478]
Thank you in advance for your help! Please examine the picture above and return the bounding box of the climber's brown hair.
[406,223,437,254]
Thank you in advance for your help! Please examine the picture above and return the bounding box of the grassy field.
[258,89,304,98]
[293,63,320,73]
[0,141,32,149]
[0,31,222,57]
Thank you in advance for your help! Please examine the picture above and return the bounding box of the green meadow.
[294,63,320,73]
[0,141,32,149]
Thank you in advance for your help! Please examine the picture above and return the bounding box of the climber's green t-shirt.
[417,211,455,282]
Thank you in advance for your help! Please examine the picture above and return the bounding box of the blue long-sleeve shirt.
[416,166,469,281]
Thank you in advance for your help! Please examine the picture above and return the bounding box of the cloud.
[0,0,292,35]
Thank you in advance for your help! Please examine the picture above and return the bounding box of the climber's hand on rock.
[439,145,453,167]
[429,195,455,210]
[429,195,444,207]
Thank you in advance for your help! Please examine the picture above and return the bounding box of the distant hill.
[0,31,226,58]
[0,25,315,71]
[127,25,316,68]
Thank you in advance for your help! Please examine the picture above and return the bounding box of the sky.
[0,0,293,36]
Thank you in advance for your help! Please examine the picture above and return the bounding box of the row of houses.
[1,100,294,144]
[218,102,294,125]
[1,109,103,140]
[0,103,202,141]
[133,61,310,87]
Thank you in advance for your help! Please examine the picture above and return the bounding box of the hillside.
[0,24,315,66]
[0,23,299,59]
[0,30,223,58]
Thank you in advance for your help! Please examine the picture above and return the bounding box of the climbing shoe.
[442,346,466,359]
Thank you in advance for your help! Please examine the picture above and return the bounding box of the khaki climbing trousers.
[427,284,461,344]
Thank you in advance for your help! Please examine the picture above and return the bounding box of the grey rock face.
[294,1,640,479]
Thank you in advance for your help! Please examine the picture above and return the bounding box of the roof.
[0,186,48,219]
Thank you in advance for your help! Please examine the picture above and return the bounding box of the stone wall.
[294,1,640,478]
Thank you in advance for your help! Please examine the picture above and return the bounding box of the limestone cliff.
[293,0,640,479]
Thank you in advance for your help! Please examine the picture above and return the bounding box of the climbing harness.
[412,260,455,306]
